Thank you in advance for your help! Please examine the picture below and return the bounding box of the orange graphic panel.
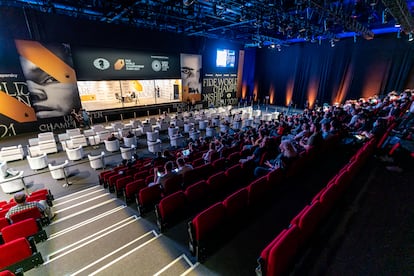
[0,92,36,122]
[114,59,125,70]
[15,40,76,84]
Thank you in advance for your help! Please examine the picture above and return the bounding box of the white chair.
[220,124,229,133]
[170,135,185,148]
[66,145,84,161]
[88,152,105,170]
[66,128,81,138]
[0,145,25,162]
[142,123,152,133]
[0,161,25,194]
[68,135,88,149]
[199,120,208,130]
[189,130,201,141]
[184,123,194,133]
[104,139,120,152]
[123,136,137,148]
[48,160,71,187]
[147,139,162,154]
[27,153,48,171]
[206,127,216,137]
[168,126,179,139]
[146,131,159,142]
[121,145,136,160]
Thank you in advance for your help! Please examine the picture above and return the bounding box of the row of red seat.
[184,134,342,263]
[0,190,52,274]
[256,137,378,276]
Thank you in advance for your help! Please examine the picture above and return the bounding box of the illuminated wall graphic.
[16,40,81,119]
[285,78,294,106]
[203,73,238,107]
[181,54,202,103]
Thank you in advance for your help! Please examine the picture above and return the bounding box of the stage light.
[409,33,413,42]
[397,29,401,39]
[330,39,335,47]
[354,34,357,43]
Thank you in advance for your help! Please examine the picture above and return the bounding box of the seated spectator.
[150,151,167,167]
[6,192,54,222]
[239,136,268,165]
[107,133,118,141]
[176,157,193,175]
[126,131,135,138]
[151,161,177,190]
[202,142,217,164]
[299,122,323,151]
[254,139,298,177]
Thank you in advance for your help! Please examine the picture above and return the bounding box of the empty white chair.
[0,161,25,194]
[168,126,179,139]
[66,145,84,161]
[66,128,81,138]
[96,130,110,142]
[48,160,71,187]
[146,130,159,142]
[27,153,48,171]
[121,145,136,160]
[170,135,185,148]
[0,145,25,162]
[147,139,162,154]
[104,139,120,152]
[68,135,88,148]
[199,120,208,130]
[92,124,106,133]
[123,136,137,148]
[88,152,105,170]
[206,127,216,137]
[189,130,201,141]
[142,123,152,133]
[184,123,194,133]
[232,121,242,130]
[220,124,229,133]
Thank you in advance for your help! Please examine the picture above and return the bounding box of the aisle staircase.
[25,185,199,276]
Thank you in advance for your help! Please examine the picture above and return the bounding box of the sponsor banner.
[72,47,180,80]
[202,73,238,107]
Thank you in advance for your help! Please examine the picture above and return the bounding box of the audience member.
[6,192,54,222]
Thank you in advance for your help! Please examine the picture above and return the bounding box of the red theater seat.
[155,191,187,232]
[0,237,43,273]
[222,187,248,219]
[1,218,47,244]
[124,179,146,204]
[188,202,226,262]
[206,171,228,200]
[136,185,162,215]
[247,175,270,207]
[184,180,210,213]
[9,207,50,226]
[115,176,133,197]
[162,174,183,196]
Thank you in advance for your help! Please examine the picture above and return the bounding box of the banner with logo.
[202,73,238,107]
[72,47,181,80]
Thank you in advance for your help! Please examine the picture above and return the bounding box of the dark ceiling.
[4,0,414,47]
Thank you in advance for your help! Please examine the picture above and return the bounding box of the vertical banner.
[15,40,81,119]
[202,73,238,107]
[180,54,202,103]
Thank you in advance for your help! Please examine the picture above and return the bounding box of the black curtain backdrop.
[254,34,414,109]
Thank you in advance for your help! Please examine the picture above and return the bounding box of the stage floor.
[82,97,181,111]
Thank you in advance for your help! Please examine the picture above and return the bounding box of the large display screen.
[216,49,236,68]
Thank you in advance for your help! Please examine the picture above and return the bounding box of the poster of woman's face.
[16,40,81,119]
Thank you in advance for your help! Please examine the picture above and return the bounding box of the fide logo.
[93,58,110,70]
[151,60,161,72]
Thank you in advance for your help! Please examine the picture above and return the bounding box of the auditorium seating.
[155,191,187,232]
[188,202,227,262]
[1,218,47,244]
[0,237,43,273]
[136,185,162,215]
[8,207,50,226]
[124,179,146,204]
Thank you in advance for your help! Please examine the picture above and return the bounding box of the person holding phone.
[151,161,177,189]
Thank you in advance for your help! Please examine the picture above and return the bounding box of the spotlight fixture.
[397,29,401,39]
[330,39,335,47]
[276,44,281,51]
[409,33,413,42]
[353,34,357,43]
